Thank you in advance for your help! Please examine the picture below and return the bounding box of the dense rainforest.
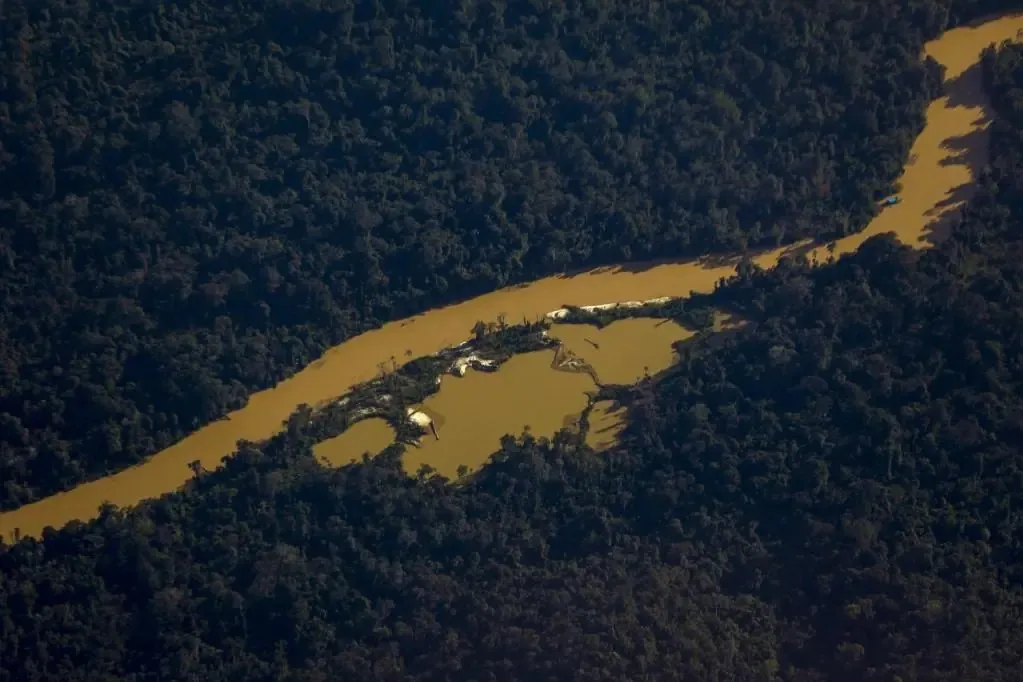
[0,0,1016,507]
[4,17,1023,682]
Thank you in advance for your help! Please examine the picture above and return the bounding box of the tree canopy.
[4,12,1023,682]
[1,0,1012,506]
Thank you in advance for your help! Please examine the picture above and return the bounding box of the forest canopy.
[4,15,1023,682]
[0,0,1013,507]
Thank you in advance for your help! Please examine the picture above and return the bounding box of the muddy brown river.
[3,14,1022,542]
[312,315,701,480]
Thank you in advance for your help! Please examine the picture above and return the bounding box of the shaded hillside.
[0,0,996,508]
[5,30,1023,682]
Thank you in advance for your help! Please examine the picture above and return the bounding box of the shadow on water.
[697,249,767,270]
[778,239,823,263]
[944,60,990,110]
[586,399,629,450]
[938,124,990,168]
[553,230,845,284]
[920,60,996,244]
[554,257,686,279]
[923,181,976,243]
[553,244,773,281]
[961,11,1023,30]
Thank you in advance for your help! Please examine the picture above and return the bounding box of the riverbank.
[3,12,1022,542]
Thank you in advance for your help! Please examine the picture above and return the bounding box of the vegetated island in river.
[3,9,1023,541]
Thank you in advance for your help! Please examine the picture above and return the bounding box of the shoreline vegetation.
[157,286,777,494]
[0,0,988,512]
[8,6,1023,682]
[198,12,1023,493]
[5,7,1023,540]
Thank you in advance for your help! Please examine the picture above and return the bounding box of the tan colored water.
[316,317,692,480]
[549,319,696,385]
[2,14,1020,542]
[313,418,396,467]
[585,401,629,452]
[404,350,596,479]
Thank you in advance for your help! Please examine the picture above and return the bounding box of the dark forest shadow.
[555,242,777,280]
[556,237,822,281]
[921,59,995,245]
[777,239,820,263]
[944,60,989,110]
[698,247,770,270]
[938,124,989,168]
[589,400,628,436]
[922,181,975,243]
[557,257,682,279]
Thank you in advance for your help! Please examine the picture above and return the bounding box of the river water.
[3,13,1021,542]
[313,316,698,479]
